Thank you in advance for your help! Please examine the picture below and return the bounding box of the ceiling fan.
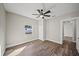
[32,4,56,19]
[32,9,51,19]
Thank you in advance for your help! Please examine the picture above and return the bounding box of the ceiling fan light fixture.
[40,15,43,18]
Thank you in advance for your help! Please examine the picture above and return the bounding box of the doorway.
[61,19,76,43]
[63,20,74,42]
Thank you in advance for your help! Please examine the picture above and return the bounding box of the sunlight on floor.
[8,46,26,56]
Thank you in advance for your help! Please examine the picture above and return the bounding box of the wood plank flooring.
[4,39,79,56]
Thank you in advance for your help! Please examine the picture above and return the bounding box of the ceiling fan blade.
[44,15,50,17]
[37,9,41,13]
[44,10,51,14]
[36,15,40,18]
[32,14,39,15]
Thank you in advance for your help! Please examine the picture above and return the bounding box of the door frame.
[60,17,78,44]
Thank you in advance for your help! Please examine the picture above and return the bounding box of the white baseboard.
[6,39,38,48]
[6,39,62,48]
[45,39,62,44]
[2,48,5,56]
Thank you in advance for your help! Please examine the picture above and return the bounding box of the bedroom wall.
[0,4,6,56]
[76,18,79,52]
[6,12,39,48]
[46,18,61,44]
[38,19,44,40]
[38,19,47,40]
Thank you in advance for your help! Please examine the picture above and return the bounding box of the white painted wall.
[76,18,79,52]
[6,12,39,48]
[38,19,47,40]
[46,19,62,44]
[38,19,44,40]
[43,19,47,40]
[0,4,6,56]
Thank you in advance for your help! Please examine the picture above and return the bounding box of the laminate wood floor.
[4,39,79,56]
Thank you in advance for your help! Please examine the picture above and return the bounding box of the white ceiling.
[3,3,79,20]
